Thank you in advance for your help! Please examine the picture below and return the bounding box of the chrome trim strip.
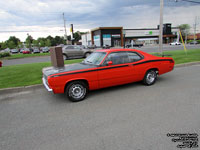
[42,77,53,92]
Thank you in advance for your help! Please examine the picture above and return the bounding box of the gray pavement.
[2,55,51,66]
[1,44,200,66]
[0,65,200,150]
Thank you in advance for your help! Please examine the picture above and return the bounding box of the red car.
[22,49,31,54]
[42,49,174,102]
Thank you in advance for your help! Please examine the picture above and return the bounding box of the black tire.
[84,52,91,58]
[63,54,68,60]
[143,70,157,86]
[65,81,88,102]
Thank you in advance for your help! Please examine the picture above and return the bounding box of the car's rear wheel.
[63,54,68,60]
[65,81,88,102]
[143,70,157,86]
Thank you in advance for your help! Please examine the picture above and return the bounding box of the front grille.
[43,74,48,80]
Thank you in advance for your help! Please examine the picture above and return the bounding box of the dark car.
[62,45,93,60]
[102,44,111,49]
[33,48,40,54]
[10,49,19,54]
[41,47,50,53]
[126,43,143,48]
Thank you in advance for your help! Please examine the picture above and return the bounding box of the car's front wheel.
[84,52,91,58]
[65,81,88,102]
[143,70,157,86]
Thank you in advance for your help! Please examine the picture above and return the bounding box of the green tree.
[7,36,20,46]
[32,40,39,47]
[46,35,55,46]
[25,35,33,48]
[45,39,51,47]
[178,24,190,37]
[17,41,23,49]
[38,38,45,47]
[7,41,16,49]
[1,42,7,50]
[73,31,81,42]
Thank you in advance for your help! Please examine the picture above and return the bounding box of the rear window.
[127,52,142,62]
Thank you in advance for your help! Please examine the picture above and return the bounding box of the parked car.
[189,41,198,45]
[102,44,111,49]
[10,49,19,54]
[169,42,181,45]
[33,48,40,53]
[62,45,93,60]
[20,48,27,53]
[42,49,174,102]
[22,49,31,54]
[79,45,86,49]
[126,43,143,48]
[87,44,96,49]
[41,47,50,53]
[3,48,10,53]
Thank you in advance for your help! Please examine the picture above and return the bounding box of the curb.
[0,61,200,95]
[0,84,43,96]
[175,61,200,68]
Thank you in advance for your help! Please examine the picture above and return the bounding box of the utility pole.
[193,16,197,42]
[159,0,164,55]
[62,13,67,44]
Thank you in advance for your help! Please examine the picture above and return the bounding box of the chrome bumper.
[42,77,53,92]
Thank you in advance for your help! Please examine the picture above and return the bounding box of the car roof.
[95,48,143,53]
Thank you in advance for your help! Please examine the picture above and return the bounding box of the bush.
[0,52,10,58]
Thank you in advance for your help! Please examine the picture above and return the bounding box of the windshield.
[83,52,106,65]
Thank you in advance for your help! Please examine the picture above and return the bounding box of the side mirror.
[107,61,113,66]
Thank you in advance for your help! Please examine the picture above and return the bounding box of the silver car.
[62,45,93,60]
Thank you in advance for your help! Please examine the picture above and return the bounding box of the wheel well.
[147,68,159,74]
[64,79,89,92]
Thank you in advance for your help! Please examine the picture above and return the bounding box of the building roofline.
[124,28,158,30]
[91,27,123,31]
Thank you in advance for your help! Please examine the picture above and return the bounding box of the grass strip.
[0,49,200,89]
[1,53,50,60]
[0,59,83,89]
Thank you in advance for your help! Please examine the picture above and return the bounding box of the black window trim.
[101,51,144,66]
[126,51,144,63]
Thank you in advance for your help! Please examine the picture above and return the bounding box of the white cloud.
[0,0,199,41]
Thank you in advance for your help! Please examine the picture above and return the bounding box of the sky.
[0,0,200,42]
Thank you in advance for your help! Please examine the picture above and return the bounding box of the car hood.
[42,63,97,77]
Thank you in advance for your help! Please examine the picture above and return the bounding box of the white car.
[170,42,181,45]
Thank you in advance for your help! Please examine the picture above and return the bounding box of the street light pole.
[159,0,164,55]
[193,16,197,42]
[63,13,68,44]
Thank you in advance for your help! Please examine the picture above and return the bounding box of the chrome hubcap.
[146,71,156,84]
[86,53,90,57]
[69,84,85,99]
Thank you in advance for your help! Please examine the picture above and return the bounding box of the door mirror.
[107,61,113,66]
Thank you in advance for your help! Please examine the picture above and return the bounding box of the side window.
[74,46,81,50]
[127,52,142,62]
[65,46,74,50]
[103,52,129,65]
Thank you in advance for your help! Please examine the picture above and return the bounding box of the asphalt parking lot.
[0,65,200,150]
